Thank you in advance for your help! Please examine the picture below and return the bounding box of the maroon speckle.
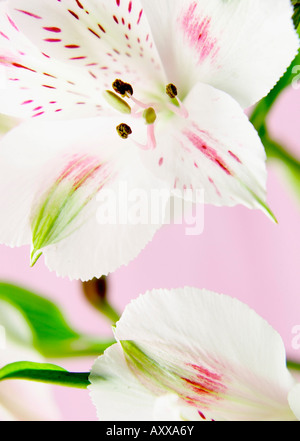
[98,24,106,33]
[137,9,143,25]
[12,62,36,73]
[43,38,62,43]
[65,44,80,49]
[88,28,101,39]
[43,72,57,79]
[42,84,56,89]
[68,9,79,20]
[198,411,206,420]
[75,0,84,9]
[15,9,42,19]
[43,26,62,33]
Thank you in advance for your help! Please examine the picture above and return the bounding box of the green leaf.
[292,0,300,29]
[0,282,114,357]
[250,49,300,132]
[249,43,300,205]
[0,361,91,389]
[263,133,300,203]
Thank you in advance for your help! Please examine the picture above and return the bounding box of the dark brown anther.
[112,79,133,97]
[116,123,132,139]
[166,83,178,99]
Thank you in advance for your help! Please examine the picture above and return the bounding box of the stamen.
[112,79,133,97]
[147,124,156,149]
[130,95,150,110]
[166,83,178,99]
[165,83,188,118]
[132,123,156,151]
[167,98,189,119]
[103,90,131,114]
[116,123,132,139]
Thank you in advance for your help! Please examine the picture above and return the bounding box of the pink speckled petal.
[0,2,112,120]
[95,288,296,421]
[7,0,165,96]
[141,0,299,108]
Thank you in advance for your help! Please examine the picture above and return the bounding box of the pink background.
[0,85,299,420]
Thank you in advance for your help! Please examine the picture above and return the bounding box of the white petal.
[288,384,300,420]
[89,344,202,421]
[8,0,165,96]
[89,344,158,421]
[141,0,299,108]
[0,117,170,280]
[143,82,271,217]
[152,394,200,421]
[115,288,296,421]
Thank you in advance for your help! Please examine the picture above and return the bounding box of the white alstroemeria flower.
[0,0,298,280]
[0,300,60,421]
[89,288,300,421]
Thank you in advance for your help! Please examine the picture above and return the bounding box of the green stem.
[82,277,120,325]
[250,107,300,181]
[250,50,300,131]
[95,299,120,325]
[287,360,300,372]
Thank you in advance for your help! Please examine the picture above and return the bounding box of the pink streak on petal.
[183,130,232,176]
[228,150,242,164]
[209,177,221,197]
[179,2,218,63]
[181,363,227,409]
[57,155,105,191]
[56,154,113,195]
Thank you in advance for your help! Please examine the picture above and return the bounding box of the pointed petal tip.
[238,181,278,223]
[30,248,42,267]
[252,192,278,224]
